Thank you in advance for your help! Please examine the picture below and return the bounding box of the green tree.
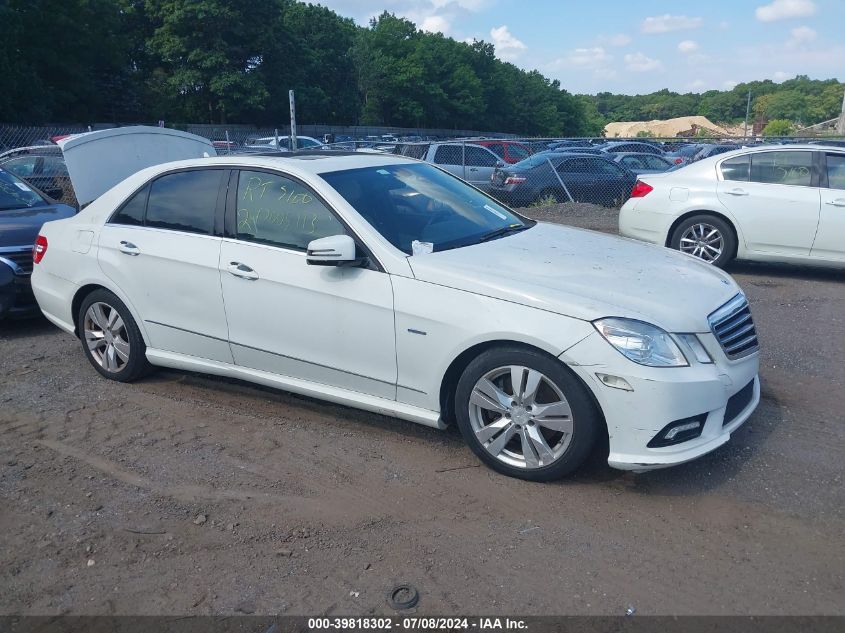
[762,119,793,136]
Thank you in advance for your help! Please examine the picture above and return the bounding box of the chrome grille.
[0,246,34,276]
[708,294,759,359]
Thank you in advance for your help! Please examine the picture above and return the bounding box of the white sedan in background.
[32,153,759,481]
[619,144,845,268]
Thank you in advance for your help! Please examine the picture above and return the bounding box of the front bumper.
[562,331,760,471]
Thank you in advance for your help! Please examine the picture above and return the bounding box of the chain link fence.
[2,123,843,211]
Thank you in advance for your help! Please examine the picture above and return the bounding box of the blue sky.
[315,0,845,94]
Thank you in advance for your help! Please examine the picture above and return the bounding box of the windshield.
[321,163,533,254]
[0,169,47,210]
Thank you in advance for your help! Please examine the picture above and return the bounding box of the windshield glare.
[0,169,47,210]
[321,163,532,254]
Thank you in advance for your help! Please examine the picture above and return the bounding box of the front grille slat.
[708,294,759,359]
[0,247,34,276]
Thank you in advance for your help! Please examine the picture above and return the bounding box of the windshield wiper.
[478,224,531,243]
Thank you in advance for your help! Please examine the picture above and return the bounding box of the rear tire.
[78,289,152,382]
[454,346,600,481]
[670,214,736,268]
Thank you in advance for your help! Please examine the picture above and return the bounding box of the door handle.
[118,240,140,256]
[469,167,479,172]
[725,188,749,196]
[227,262,259,280]
[825,198,845,207]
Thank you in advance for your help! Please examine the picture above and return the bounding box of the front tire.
[454,346,600,481]
[670,214,736,268]
[78,289,151,382]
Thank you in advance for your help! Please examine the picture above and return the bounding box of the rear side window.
[826,153,845,190]
[721,156,750,181]
[145,170,222,234]
[507,144,530,161]
[111,185,149,226]
[235,170,346,251]
[434,145,463,165]
[750,151,813,186]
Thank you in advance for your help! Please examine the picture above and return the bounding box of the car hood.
[407,222,739,333]
[0,204,77,246]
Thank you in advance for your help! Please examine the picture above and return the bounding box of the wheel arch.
[438,340,608,443]
[665,209,741,256]
[71,282,149,345]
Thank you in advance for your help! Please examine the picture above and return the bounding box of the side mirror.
[306,234,362,267]
[495,160,505,168]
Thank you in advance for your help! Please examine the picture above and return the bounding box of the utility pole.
[289,90,298,151]
[743,90,752,138]
[838,87,845,135]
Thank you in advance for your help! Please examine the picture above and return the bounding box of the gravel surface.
[1,210,843,616]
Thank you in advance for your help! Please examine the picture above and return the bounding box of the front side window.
[321,163,532,255]
[145,170,222,234]
[826,153,845,190]
[235,170,346,250]
[485,143,505,158]
[721,155,750,181]
[465,146,498,167]
[750,151,813,186]
[507,144,530,161]
[433,145,463,165]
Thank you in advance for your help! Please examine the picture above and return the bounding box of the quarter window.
[235,170,346,250]
[111,184,149,226]
[826,153,845,190]
[750,151,813,187]
[721,156,750,182]
[145,170,222,234]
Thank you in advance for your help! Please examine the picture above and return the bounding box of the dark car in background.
[612,152,677,175]
[0,146,73,203]
[0,167,76,319]
[692,144,740,161]
[599,141,666,156]
[490,151,636,207]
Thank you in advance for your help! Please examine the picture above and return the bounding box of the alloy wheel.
[679,223,723,263]
[83,302,130,373]
[468,365,574,469]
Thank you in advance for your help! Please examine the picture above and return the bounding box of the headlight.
[593,318,688,367]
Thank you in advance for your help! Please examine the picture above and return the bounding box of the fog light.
[596,373,633,391]
[647,414,706,448]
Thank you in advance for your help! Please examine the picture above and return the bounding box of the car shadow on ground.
[0,314,56,339]
[727,260,844,282]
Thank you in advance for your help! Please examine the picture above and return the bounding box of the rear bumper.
[618,199,672,245]
[0,263,39,320]
[562,332,760,472]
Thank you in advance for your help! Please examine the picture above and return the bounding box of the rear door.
[97,168,233,363]
[811,152,845,261]
[716,151,820,256]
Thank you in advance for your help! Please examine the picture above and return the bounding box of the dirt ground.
[1,206,843,616]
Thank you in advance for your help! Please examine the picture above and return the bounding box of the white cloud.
[773,70,792,81]
[723,80,739,89]
[490,25,527,60]
[641,14,703,34]
[678,40,699,54]
[563,47,612,67]
[421,15,450,33]
[756,0,817,22]
[624,52,663,72]
[687,79,707,91]
[787,25,817,47]
[603,33,632,47]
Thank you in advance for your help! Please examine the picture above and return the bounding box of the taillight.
[630,180,653,198]
[33,235,48,264]
[504,176,526,185]
[673,157,683,164]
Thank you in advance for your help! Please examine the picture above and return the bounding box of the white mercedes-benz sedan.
[31,153,760,480]
[619,144,845,269]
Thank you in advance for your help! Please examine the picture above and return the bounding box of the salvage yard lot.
[1,207,843,616]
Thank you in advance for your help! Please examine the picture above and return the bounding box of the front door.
[219,169,397,399]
